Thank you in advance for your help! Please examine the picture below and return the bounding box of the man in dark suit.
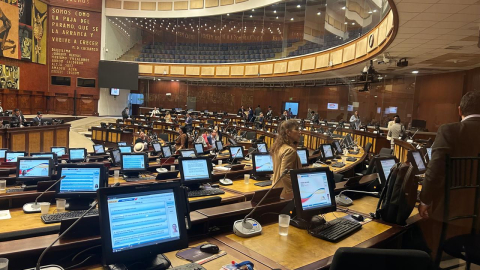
[11,108,25,125]
[32,111,43,126]
[418,91,480,255]
[121,107,129,120]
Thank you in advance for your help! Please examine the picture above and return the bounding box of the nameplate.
[321,124,326,126]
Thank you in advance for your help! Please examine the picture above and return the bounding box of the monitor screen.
[118,142,127,147]
[162,146,172,158]
[327,103,339,110]
[180,158,210,183]
[322,144,334,159]
[215,141,223,151]
[297,149,308,165]
[412,151,426,172]
[229,146,244,159]
[347,105,353,112]
[253,154,273,173]
[0,149,7,159]
[69,149,85,161]
[152,143,161,153]
[110,88,120,96]
[94,145,105,154]
[112,149,121,164]
[180,150,196,158]
[284,102,299,115]
[59,167,101,193]
[122,154,146,171]
[334,141,342,153]
[296,171,333,211]
[194,144,204,155]
[18,159,51,178]
[345,134,354,146]
[427,148,432,160]
[6,152,25,163]
[51,147,66,156]
[31,153,56,160]
[257,143,267,153]
[380,158,396,181]
[119,146,132,153]
[106,189,181,253]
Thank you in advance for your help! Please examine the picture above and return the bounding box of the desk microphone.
[335,190,379,206]
[32,201,98,270]
[219,147,251,186]
[23,176,66,214]
[157,155,176,173]
[233,168,290,238]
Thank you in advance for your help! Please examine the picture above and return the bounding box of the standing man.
[266,106,273,120]
[387,116,405,149]
[349,111,361,130]
[11,109,25,126]
[185,113,193,132]
[121,107,129,120]
[255,105,262,117]
[247,107,254,122]
[238,106,245,117]
[33,111,43,126]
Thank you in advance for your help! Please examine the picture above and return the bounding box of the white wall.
[104,18,142,60]
[98,88,130,116]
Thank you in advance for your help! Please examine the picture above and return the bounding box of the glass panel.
[303,0,327,56]
[221,12,243,63]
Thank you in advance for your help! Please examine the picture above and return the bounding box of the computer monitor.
[56,163,107,210]
[110,149,121,166]
[5,151,26,163]
[375,157,397,184]
[229,146,244,160]
[0,148,7,159]
[98,182,189,267]
[31,152,58,164]
[252,153,273,179]
[297,148,309,166]
[117,142,127,147]
[119,146,132,153]
[161,145,172,158]
[320,144,334,160]
[51,147,67,156]
[333,141,342,154]
[179,149,197,158]
[93,144,105,154]
[121,153,148,176]
[152,142,161,153]
[408,150,426,174]
[178,157,213,186]
[290,167,336,221]
[215,141,224,151]
[194,143,204,155]
[16,157,53,183]
[426,147,432,161]
[344,134,354,147]
[69,148,87,162]
[256,143,268,154]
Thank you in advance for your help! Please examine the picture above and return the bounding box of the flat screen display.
[254,154,273,173]
[327,103,339,110]
[427,148,432,160]
[347,105,353,112]
[98,61,139,90]
[70,149,85,161]
[119,146,132,153]
[32,153,55,160]
[412,151,426,172]
[94,145,105,154]
[52,147,66,156]
[118,142,127,147]
[216,141,223,151]
[59,167,101,193]
[122,154,146,170]
[162,146,172,158]
[153,143,161,153]
[111,88,120,96]
[380,159,396,181]
[297,149,308,165]
[296,171,333,211]
[257,143,267,153]
[180,150,196,158]
[18,159,50,177]
[322,144,334,159]
[229,146,244,159]
[0,149,6,159]
[106,190,180,253]
[112,149,121,164]
[334,141,342,153]
[181,159,210,182]
[6,152,25,163]
[194,144,204,154]
[284,102,299,115]
[389,107,398,113]
[129,93,144,105]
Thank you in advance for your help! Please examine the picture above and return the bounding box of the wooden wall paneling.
[231,66,245,76]
[302,57,315,71]
[216,66,229,76]
[356,37,367,58]
[259,64,273,75]
[0,133,4,148]
[52,95,73,115]
[220,0,232,5]
[139,64,154,74]
[42,130,54,150]
[245,65,259,76]
[330,50,343,66]
[191,0,204,9]
[141,2,156,10]
[4,92,18,111]
[174,1,188,10]
[55,128,69,147]
[28,132,41,153]
[377,19,388,45]
[171,66,185,75]
[287,60,301,73]
[316,54,329,69]
[154,65,169,75]
[367,28,379,53]
[274,62,287,74]
[186,66,200,76]
[158,2,173,10]
[105,0,121,8]
[201,67,215,76]
[18,93,32,114]
[11,133,26,151]
[206,0,219,7]
[76,97,98,116]
[123,1,139,9]
[343,44,356,63]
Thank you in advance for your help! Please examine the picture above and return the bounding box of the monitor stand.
[250,174,270,181]
[108,254,171,270]
[65,198,95,211]
[124,172,140,179]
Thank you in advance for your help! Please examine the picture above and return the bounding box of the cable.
[64,255,95,270]
[71,245,101,261]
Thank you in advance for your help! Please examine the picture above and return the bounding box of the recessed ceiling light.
[290,17,294,20]
[373,9,377,12]
[252,9,254,11]
[273,10,276,13]
[250,15,252,17]
[227,13,230,16]
[317,12,321,15]
[171,79,174,81]
[297,4,301,8]
[344,22,348,24]
[412,70,419,74]
[352,22,355,25]
[176,80,179,82]
[276,16,279,19]
[341,6,346,10]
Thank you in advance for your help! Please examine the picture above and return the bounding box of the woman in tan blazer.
[270,120,302,199]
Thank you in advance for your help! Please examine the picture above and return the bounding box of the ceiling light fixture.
[341,6,346,10]
[317,12,321,15]
[412,70,419,74]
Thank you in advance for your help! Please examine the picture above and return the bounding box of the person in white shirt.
[150,107,160,117]
[0,102,3,113]
[349,111,361,130]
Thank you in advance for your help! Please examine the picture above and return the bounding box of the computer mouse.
[351,214,364,222]
[156,168,168,173]
[199,243,219,254]
[335,194,353,206]
[219,178,233,186]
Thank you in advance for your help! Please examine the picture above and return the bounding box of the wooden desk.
[188,190,245,204]
[0,124,70,152]
[393,139,416,162]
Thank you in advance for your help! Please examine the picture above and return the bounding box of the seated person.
[209,130,219,149]
[164,111,172,123]
[255,112,265,128]
[11,108,25,126]
[150,107,160,117]
[33,111,43,126]
[121,107,129,120]
[195,128,211,148]
[280,110,289,121]
[135,132,150,144]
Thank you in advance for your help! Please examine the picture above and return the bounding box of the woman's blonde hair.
[270,120,299,155]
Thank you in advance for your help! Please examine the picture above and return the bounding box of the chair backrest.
[188,196,221,211]
[158,133,169,142]
[364,142,372,153]
[330,247,432,270]
[379,148,394,157]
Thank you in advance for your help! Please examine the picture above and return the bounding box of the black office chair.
[364,142,372,155]
[333,173,344,183]
[379,148,394,157]
[158,133,169,142]
[330,247,432,270]
[188,196,222,211]
[433,155,480,270]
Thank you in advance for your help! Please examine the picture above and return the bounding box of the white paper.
[0,210,11,220]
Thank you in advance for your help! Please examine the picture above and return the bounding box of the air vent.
[444,46,463,50]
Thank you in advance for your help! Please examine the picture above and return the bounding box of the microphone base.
[23,202,42,213]
[233,218,262,238]
[25,265,64,270]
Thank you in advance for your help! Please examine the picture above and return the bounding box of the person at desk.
[266,106,273,120]
[255,112,264,128]
[418,91,480,256]
[349,111,361,130]
[32,111,43,126]
[121,107,129,120]
[387,117,405,149]
[255,105,262,117]
[135,131,149,144]
[150,107,160,117]
[165,111,172,123]
[280,110,289,121]
[0,101,3,113]
[387,114,400,129]
[185,113,193,132]
[270,119,302,199]
[247,107,254,122]
[197,129,211,148]
[175,126,189,151]
[11,108,25,126]
[288,108,293,118]
[209,130,218,148]
[238,106,246,117]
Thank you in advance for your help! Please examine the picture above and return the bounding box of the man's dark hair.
[180,126,187,134]
[460,91,480,116]
[14,108,19,112]
[311,111,315,114]
[395,117,401,124]
[37,111,42,115]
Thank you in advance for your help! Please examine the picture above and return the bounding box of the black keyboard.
[7,188,24,193]
[310,218,362,242]
[187,188,225,198]
[346,157,357,162]
[254,181,272,187]
[332,162,346,168]
[41,209,99,224]
[123,176,156,182]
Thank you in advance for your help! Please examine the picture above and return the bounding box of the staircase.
[274,40,307,59]
[118,42,144,61]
